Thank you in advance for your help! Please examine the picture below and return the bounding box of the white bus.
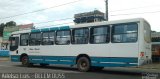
[9,18,151,72]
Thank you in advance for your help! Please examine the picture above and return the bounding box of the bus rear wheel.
[77,57,91,72]
[21,56,32,67]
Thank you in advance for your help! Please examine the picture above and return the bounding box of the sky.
[0,0,160,31]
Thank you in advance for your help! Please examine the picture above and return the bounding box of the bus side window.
[112,23,138,43]
[20,34,29,46]
[42,32,55,45]
[90,26,110,44]
[29,33,41,46]
[56,30,70,45]
[72,28,89,44]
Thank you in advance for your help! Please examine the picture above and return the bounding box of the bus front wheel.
[21,56,32,67]
[77,57,91,72]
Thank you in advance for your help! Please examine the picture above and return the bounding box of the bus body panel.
[110,43,139,58]
[10,18,151,68]
[138,20,152,65]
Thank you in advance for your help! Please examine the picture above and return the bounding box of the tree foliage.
[0,23,5,36]
[0,21,16,36]
[5,21,16,27]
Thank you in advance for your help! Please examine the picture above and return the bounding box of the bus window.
[90,26,110,44]
[9,37,19,51]
[72,28,89,44]
[112,23,138,43]
[42,32,55,45]
[29,33,41,46]
[20,34,29,46]
[49,32,55,44]
[56,30,70,45]
[144,23,151,43]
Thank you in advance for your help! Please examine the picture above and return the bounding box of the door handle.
[16,50,18,54]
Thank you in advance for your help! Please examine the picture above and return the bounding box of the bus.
[9,18,151,72]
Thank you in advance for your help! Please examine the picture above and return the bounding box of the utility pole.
[105,0,108,21]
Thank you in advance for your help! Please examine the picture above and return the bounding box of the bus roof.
[70,18,147,28]
[11,18,148,35]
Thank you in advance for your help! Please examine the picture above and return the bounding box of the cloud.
[0,0,160,31]
[0,0,105,26]
[109,0,160,31]
[0,0,43,23]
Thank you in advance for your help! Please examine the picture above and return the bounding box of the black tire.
[77,57,91,72]
[21,56,32,67]
[91,66,104,71]
[40,64,49,67]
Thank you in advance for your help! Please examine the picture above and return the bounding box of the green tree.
[5,21,16,27]
[0,23,5,36]
[0,21,17,36]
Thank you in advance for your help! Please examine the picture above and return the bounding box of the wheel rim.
[22,56,28,65]
[80,60,88,69]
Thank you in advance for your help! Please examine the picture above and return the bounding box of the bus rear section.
[138,20,152,66]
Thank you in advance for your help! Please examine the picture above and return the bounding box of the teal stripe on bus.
[10,55,138,67]
[31,29,41,33]
[50,27,59,31]
[41,28,50,32]
[59,26,70,30]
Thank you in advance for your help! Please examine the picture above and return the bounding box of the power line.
[37,22,74,28]
[32,10,160,26]
[34,10,160,25]
[0,0,82,19]
[34,17,73,24]
[22,10,160,28]
[110,4,160,12]
[4,0,160,25]
[110,10,160,16]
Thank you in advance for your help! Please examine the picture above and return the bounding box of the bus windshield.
[9,37,19,51]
